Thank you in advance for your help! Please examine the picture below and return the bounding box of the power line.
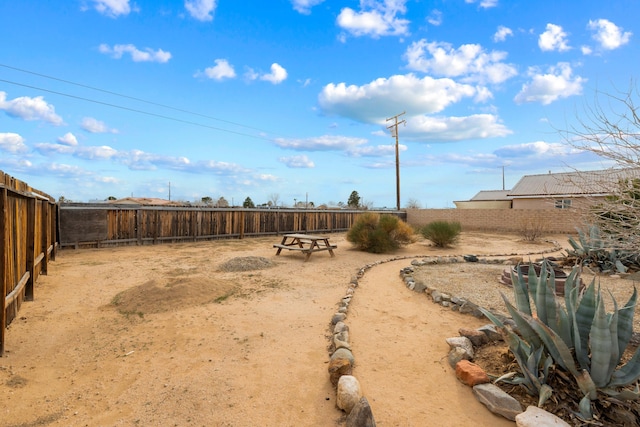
[0,78,272,141]
[0,63,272,135]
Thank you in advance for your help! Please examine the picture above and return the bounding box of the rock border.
[325,240,564,426]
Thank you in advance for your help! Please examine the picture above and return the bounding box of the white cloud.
[514,62,586,105]
[260,63,288,84]
[336,0,410,38]
[81,117,117,133]
[197,59,236,80]
[91,0,131,17]
[279,155,315,168]
[0,91,64,125]
[185,0,217,22]
[464,0,498,8]
[273,135,368,151]
[494,141,576,158]
[319,74,477,123]
[493,25,513,42]
[581,45,593,55]
[404,114,511,141]
[427,10,442,26]
[538,23,570,52]
[99,43,172,63]
[588,19,632,50]
[291,0,325,14]
[319,74,479,123]
[348,144,405,157]
[404,40,517,84]
[58,132,78,146]
[0,132,28,153]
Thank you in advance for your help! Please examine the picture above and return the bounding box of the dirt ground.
[1,231,579,426]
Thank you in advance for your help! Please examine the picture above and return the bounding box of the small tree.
[268,193,280,207]
[243,197,255,208]
[405,198,421,209]
[216,197,229,207]
[347,191,360,208]
[420,221,461,247]
[201,196,213,205]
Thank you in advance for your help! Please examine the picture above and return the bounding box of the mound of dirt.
[218,256,276,272]
[110,277,237,315]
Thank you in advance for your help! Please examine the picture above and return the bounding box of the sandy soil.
[1,231,577,426]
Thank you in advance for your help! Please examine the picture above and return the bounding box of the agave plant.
[567,225,640,273]
[483,260,640,419]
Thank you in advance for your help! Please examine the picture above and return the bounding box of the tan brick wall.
[406,208,586,234]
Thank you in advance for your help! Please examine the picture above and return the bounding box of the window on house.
[555,199,572,209]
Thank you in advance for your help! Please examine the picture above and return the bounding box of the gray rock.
[346,396,376,427]
[473,383,523,421]
[334,331,351,350]
[331,348,355,366]
[332,313,347,324]
[440,293,451,302]
[478,324,503,342]
[431,290,443,303]
[334,321,349,334]
[445,336,474,359]
[413,281,427,293]
[447,347,471,368]
[337,375,362,413]
[515,405,570,427]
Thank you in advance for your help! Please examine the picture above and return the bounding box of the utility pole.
[386,111,406,211]
[168,181,171,201]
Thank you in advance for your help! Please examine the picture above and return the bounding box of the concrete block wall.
[406,208,585,234]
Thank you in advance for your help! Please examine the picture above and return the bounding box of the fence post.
[41,200,49,275]
[1,186,7,356]
[25,197,36,301]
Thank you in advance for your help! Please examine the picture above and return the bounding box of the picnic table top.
[282,233,330,240]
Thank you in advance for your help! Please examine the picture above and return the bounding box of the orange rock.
[455,360,490,387]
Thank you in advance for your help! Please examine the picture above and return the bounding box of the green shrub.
[419,221,461,247]
[347,213,414,253]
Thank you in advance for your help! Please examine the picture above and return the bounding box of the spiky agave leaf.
[512,264,532,315]
[589,296,613,388]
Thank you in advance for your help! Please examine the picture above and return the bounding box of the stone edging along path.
[325,240,565,425]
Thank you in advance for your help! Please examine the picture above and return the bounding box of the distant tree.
[58,196,70,203]
[201,196,213,205]
[268,193,280,207]
[216,197,229,207]
[347,191,361,208]
[106,196,117,201]
[243,197,255,208]
[405,198,421,209]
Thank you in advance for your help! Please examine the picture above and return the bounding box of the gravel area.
[411,262,640,331]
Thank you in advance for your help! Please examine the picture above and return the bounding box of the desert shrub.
[518,217,546,242]
[347,213,415,253]
[419,221,461,247]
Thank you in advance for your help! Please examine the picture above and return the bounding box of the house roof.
[508,168,640,198]
[470,190,512,201]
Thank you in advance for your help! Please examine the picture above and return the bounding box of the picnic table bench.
[273,233,337,262]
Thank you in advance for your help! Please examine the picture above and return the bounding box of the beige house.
[456,168,640,210]
[454,190,512,209]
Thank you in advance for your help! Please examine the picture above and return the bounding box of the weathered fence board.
[1,171,58,356]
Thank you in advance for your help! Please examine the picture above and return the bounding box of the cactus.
[483,260,640,419]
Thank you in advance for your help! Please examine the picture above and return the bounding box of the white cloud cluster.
[99,44,172,63]
[0,91,63,125]
[197,59,237,81]
[278,155,315,168]
[427,10,442,26]
[514,62,585,105]
[337,0,410,38]
[539,23,570,52]
[493,26,513,42]
[90,0,131,17]
[185,0,217,22]
[58,132,79,146]
[319,74,477,123]
[588,19,632,50]
[0,132,28,153]
[404,40,517,84]
[404,114,511,142]
[245,63,288,84]
[274,135,368,151]
[81,117,118,134]
[464,0,498,8]
[291,0,325,15]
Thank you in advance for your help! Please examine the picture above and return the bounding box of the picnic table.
[273,233,337,262]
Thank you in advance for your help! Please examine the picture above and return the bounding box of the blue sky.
[0,0,638,208]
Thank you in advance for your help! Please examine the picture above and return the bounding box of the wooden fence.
[59,204,405,248]
[1,171,58,356]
